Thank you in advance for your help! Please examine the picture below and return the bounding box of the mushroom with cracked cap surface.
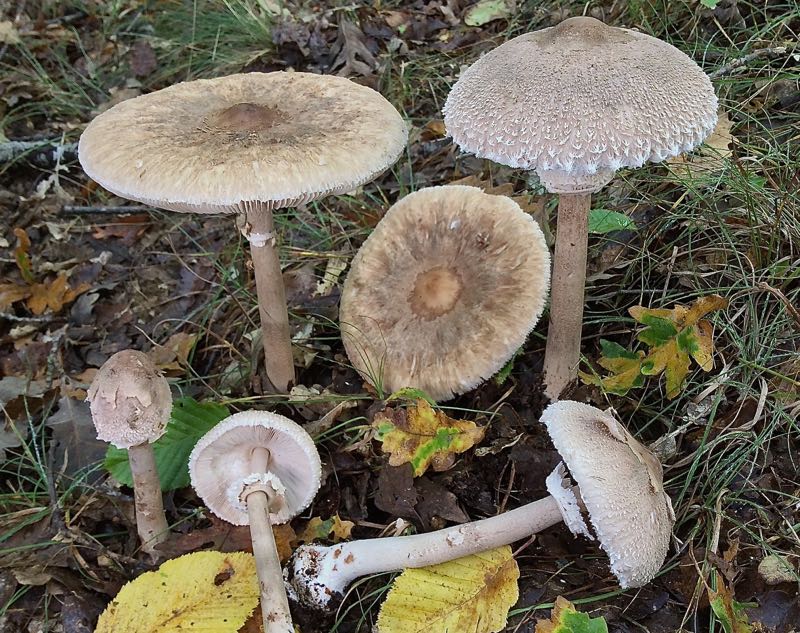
[189,410,321,633]
[339,185,550,401]
[87,350,172,555]
[288,401,675,608]
[79,72,408,392]
[443,16,718,399]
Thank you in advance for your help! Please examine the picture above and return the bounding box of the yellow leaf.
[298,514,354,544]
[668,111,733,179]
[25,274,89,315]
[331,515,354,541]
[374,400,485,477]
[95,551,259,633]
[377,546,519,633]
[535,596,609,632]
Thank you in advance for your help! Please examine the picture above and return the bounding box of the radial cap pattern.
[444,16,718,193]
[340,185,550,402]
[541,401,676,588]
[79,72,408,212]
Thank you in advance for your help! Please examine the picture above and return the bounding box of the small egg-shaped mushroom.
[87,350,172,555]
[189,411,322,633]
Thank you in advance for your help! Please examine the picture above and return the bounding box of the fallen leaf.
[709,574,753,633]
[147,332,197,373]
[587,209,637,235]
[130,40,157,77]
[298,514,354,544]
[105,398,229,491]
[581,294,728,399]
[46,396,108,476]
[13,227,34,284]
[0,20,21,45]
[374,400,486,476]
[26,273,90,315]
[377,546,519,633]
[668,111,733,179]
[92,214,150,244]
[330,19,377,77]
[757,554,796,585]
[464,0,516,27]
[95,551,258,633]
[535,595,609,632]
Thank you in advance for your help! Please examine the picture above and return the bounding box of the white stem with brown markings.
[127,443,169,556]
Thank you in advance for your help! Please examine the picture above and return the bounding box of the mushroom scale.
[444,16,718,193]
[78,72,408,212]
[340,185,550,401]
[541,401,676,588]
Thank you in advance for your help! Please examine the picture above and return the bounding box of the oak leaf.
[374,399,485,477]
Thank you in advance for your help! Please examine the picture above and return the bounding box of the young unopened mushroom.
[79,72,407,392]
[339,185,550,401]
[87,350,172,555]
[443,16,718,399]
[288,401,674,608]
[189,410,321,633]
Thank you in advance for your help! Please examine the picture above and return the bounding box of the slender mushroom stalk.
[189,411,322,633]
[242,209,294,392]
[87,350,172,556]
[340,185,550,401]
[443,16,718,399]
[78,72,408,393]
[289,401,675,609]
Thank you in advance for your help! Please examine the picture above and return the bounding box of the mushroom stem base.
[247,490,294,633]
[128,443,169,556]
[289,494,565,609]
[543,192,592,400]
[243,208,295,393]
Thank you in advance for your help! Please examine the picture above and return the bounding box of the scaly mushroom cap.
[189,411,322,526]
[87,350,172,449]
[444,16,718,193]
[541,401,676,588]
[340,185,550,401]
[79,72,408,212]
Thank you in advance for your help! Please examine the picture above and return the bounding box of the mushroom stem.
[289,494,564,609]
[246,446,294,633]
[543,192,592,400]
[244,208,295,392]
[127,443,169,555]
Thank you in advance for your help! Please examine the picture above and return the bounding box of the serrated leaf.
[95,551,258,633]
[374,400,485,477]
[105,397,229,490]
[709,575,753,633]
[377,546,519,633]
[587,209,637,235]
[535,596,608,632]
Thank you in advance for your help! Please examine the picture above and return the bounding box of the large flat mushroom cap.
[541,401,676,588]
[189,411,322,526]
[79,72,408,213]
[87,350,172,449]
[444,16,718,193]
[340,185,550,401]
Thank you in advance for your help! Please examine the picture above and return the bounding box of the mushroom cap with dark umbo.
[189,411,321,526]
[541,400,676,588]
[78,72,408,212]
[444,16,718,193]
[87,350,172,449]
[339,185,550,401]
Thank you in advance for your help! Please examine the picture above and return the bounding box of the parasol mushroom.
[79,72,407,392]
[87,350,172,555]
[189,410,321,633]
[443,16,718,399]
[288,401,675,608]
[339,185,550,401]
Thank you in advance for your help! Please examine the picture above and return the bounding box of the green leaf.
[535,596,608,632]
[494,348,521,386]
[463,0,515,27]
[105,397,229,491]
[386,387,437,405]
[709,574,753,633]
[700,0,719,9]
[598,339,639,360]
[587,209,636,235]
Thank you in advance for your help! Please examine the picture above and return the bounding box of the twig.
[709,45,793,79]
[0,140,78,166]
[0,312,54,323]
[61,205,152,215]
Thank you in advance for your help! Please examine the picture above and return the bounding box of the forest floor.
[0,1,799,632]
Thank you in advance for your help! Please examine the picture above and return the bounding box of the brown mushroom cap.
[340,185,550,401]
[189,411,321,526]
[541,401,675,588]
[444,16,718,193]
[78,72,408,212]
[87,350,172,449]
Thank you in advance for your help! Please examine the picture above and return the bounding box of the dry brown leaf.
[668,111,733,179]
[25,274,90,315]
[148,332,197,372]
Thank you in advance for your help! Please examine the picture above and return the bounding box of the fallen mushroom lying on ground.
[339,184,550,401]
[444,16,718,399]
[288,401,675,609]
[87,350,173,556]
[79,72,407,392]
[189,410,321,633]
